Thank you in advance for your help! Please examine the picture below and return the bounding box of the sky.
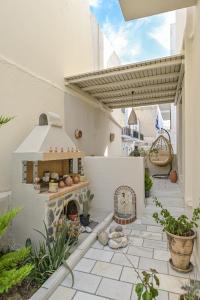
[88,0,175,65]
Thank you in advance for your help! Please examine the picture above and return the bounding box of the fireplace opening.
[64,200,79,221]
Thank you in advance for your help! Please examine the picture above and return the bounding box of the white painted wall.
[64,93,122,157]
[175,0,200,275]
[0,0,122,193]
[85,157,145,218]
[176,9,187,53]
[170,104,177,153]
[183,2,200,275]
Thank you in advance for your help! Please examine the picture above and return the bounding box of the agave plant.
[27,222,75,285]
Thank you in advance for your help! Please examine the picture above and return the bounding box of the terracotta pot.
[169,170,178,183]
[59,180,65,188]
[166,231,196,271]
[68,213,78,221]
[65,176,73,186]
[73,175,80,184]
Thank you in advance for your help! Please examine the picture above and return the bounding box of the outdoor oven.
[12,112,89,246]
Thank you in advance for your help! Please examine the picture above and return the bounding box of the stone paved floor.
[49,180,196,300]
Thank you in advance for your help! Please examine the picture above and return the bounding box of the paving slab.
[97,277,133,300]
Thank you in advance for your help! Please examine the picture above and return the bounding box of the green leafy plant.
[0,115,14,127]
[145,172,153,192]
[135,269,159,300]
[0,209,33,294]
[181,279,200,300]
[153,198,200,236]
[28,222,74,285]
[0,208,20,236]
[79,190,94,217]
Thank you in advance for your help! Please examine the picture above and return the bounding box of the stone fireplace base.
[46,186,88,239]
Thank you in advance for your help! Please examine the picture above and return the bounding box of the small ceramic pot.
[64,176,73,186]
[68,213,78,222]
[169,170,178,183]
[73,175,80,184]
[59,180,65,188]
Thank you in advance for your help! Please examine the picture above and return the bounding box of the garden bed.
[0,281,39,300]
[0,212,113,300]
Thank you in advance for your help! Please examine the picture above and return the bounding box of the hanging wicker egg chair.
[149,134,173,167]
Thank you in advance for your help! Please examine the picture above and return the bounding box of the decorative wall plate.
[75,129,82,139]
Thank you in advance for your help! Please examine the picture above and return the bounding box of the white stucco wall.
[85,157,145,219]
[176,1,200,275]
[65,93,122,157]
[185,2,200,275]
[0,0,122,192]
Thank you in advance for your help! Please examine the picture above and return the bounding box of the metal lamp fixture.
[128,91,137,125]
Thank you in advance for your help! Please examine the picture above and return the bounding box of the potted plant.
[145,172,153,198]
[180,279,200,300]
[135,269,159,300]
[153,198,200,272]
[79,190,94,226]
[130,145,140,157]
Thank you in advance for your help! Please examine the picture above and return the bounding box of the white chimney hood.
[14,112,76,160]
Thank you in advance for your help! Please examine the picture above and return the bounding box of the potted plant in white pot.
[79,190,94,226]
[153,198,200,273]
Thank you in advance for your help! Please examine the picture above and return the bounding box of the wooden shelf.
[42,181,89,200]
[42,151,85,161]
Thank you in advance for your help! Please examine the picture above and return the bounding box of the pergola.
[64,54,184,110]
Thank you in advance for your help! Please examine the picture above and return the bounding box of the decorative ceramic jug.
[169,170,178,183]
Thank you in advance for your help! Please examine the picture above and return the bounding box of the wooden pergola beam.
[108,97,174,108]
[81,73,179,92]
[65,57,183,84]
[102,91,176,104]
[92,82,178,98]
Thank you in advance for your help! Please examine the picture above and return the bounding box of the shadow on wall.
[64,92,122,156]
